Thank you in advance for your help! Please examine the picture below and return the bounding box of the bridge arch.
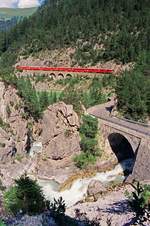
[108,133,135,162]
[66,73,72,78]
[108,133,136,175]
[58,73,64,79]
[50,73,56,79]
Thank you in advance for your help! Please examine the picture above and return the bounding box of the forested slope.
[0,0,149,64]
[0,0,149,122]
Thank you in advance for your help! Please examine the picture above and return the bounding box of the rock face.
[0,82,28,160]
[0,82,7,121]
[87,180,106,201]
[0,83,81,186]
[41,102,80,160]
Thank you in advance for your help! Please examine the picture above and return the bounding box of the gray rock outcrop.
[41,102,80,160]
[0,83,81,186]
[0,82,28,161]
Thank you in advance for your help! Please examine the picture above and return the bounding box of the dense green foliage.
[0,0,149,122]
[4,175,46,215]
[74,115,100,169]
[0,74,110,120]
[16,78,42,119]
[116,52,150,121]
[74,152,97,169]
[81,78,108,108]
[0,0,149,65]
[15,78,61,120]
[126,182,150,224]
[60,85,83,115]
[0,220,6,226]
[60,76,110,115]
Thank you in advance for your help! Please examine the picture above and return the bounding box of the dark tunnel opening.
[108,133,135,176]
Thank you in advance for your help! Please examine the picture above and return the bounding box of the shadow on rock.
[103,199,132,215]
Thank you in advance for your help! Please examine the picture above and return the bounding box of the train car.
[15,65,114,79]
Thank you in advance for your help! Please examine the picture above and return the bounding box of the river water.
[38,159,134,207]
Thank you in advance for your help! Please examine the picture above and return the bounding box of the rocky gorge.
[0,81,144,226]
[0,81,81,187]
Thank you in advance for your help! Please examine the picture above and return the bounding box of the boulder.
[44,132,80,160]
[87,180,106,201]
[41,102,80,160]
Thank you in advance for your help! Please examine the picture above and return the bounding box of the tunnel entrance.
[108,133,135,175]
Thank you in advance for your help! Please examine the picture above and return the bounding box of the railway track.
[16,65,114,79]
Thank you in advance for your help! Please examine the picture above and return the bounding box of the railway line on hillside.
[16,65,114,78]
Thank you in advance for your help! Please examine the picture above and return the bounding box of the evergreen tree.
[116,70,148,121]
[0,0,149,65]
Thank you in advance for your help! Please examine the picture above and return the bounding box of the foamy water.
[38,159,133,207]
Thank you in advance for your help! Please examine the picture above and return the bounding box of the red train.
[16,66,113,73]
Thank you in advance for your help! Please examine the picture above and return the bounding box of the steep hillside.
[0,7,37,31]
[0,0,149,122]
[0,0,149,65]
[0,2,150,223]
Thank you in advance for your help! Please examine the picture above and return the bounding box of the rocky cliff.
[0,82,80,186]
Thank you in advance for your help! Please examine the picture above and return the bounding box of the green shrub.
[60,86,83,115]
[4,175,46,215]
[74,114,100,169]
[16,78,42,120]
[81,78,107,109]
[55,77,82,86]
[80,115,98,138]
[38,91,49,111]
[4,186,19,215]
[34,74,47,83]
[116,53,150,122]
[60,77,108,113]
[47,197,67,226]
[50,197,66,217]
[37,90,62,113]
[80,137,98,155]
[47,91,62,105]
[74,152,96,169]
[16,79,61,120]
[102,75,116,89]
[125,181,150,224]
[116,70,148,121]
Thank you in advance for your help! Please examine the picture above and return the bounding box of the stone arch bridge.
[87,101,150,182]
[15,65,113,79]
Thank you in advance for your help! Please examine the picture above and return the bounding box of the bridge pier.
[130,139,150,181]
